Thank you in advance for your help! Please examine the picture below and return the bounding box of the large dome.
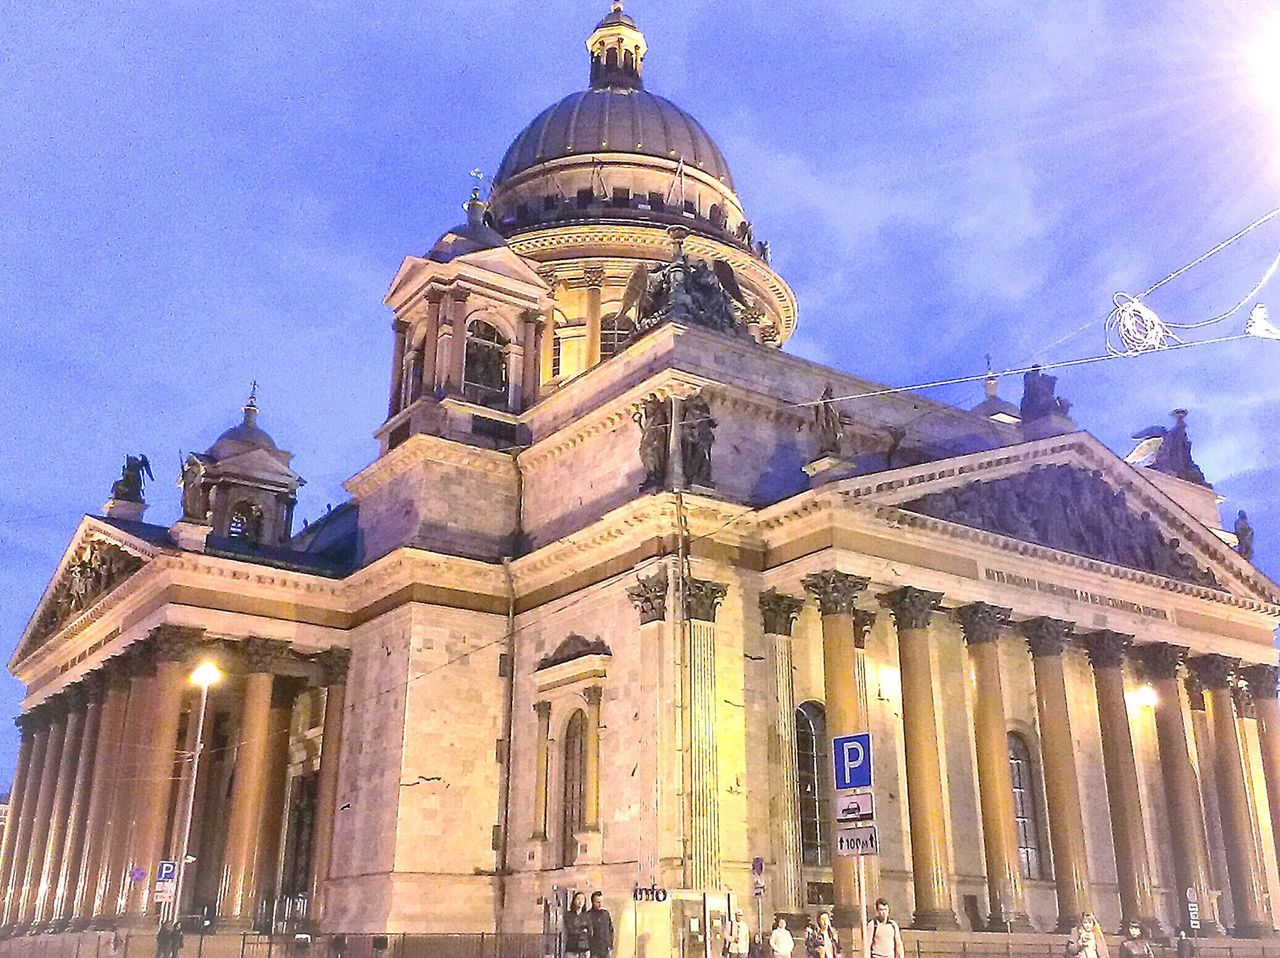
[493,88,735,190]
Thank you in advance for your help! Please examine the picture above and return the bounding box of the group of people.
[153,920,185,957]
[1067,912,1165,958]
[563,891,616,958]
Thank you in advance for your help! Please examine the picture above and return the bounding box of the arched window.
[227,501,264,544]
[795,702,830,867]
[1008,732,1045,880]
[606,47,619,70]
[623,50,635,71]
[562,710,587,867]
[463,320,509,408]
[599,312,636,361]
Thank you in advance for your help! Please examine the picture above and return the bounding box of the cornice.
[343,545,507,611]
[345,432,518,499]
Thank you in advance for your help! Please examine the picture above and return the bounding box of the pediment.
[11,518,162,666]
[207,446,301,486]
[838,432,1279,604]
[384,250,549,308]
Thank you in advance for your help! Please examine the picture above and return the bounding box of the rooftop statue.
[814,384,843,458]
[1128,409,1209,486]
[110,454,153,504]
[1236,510,1255,561]
[1019,366,1071,421]
[633,395,671,492]
[616,231,751,341]
[681,393,717,488]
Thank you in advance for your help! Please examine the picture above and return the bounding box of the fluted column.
[33,685,90,925]
[804,571,873,928]
[1242,665,1280,878]
[531,701,552,841]
[584,265,605,368]
[1085,631,1159,934]
[0,712,43,927]
[1020,617,1091,930]
[881,586,959,930]
[685,578,727,890]
[125,626,202,919]
[388,318,409,417]
[1190,655,1272,937]
[956,603,1031,931]
[760,589,806,912]
[309,649,349,927]
[1136,643,1219,936]
[422,288,445,397]
[447,288,471,395]
[52,674,104,924]
[75,661,131,924]
[17,699,69,925]
[219,638,282,926]
[521,310,543,409]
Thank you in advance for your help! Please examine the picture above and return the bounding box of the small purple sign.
[130,866,147,883]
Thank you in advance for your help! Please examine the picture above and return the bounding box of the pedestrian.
[864,899,904,958]
[726,908,751,958]
[769,916,795,958]
[1066,913,1109,958]
[155,921,171,958]
[589,891,614,958]
[171,918,185,957]
[1118,921,1152,958]
[564,892,592,958]
[805,911,841,958]
[1175,931,1197,958]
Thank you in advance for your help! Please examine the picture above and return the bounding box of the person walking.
[726,909,751,958]
[864,899,904,958]
[1118,921,1153,958]
[805,912,841,958]
[155,922,172,958]
[769,917,795,958]
[1066,913,1109,958]
[564,892,593,958]
[588,891,614,958]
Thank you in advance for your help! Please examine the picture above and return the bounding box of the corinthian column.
[33,684,90,925]
[17,698,69,925]
[760,588,807,912]
[1189,655,1271,938]
[685,578,727,890]
[1084,631,1159,934]
[1241,664,1280,876]
[422,288,445,397]
[584,266,605,368]
[219,638,283,926]
[803,571,872,928]
[447,288,471,395]
[0,712,43,927]
[125,626,202,919]
[1019,617,1090,930]
[881,586,959,930]
[1135,643,1219,936]
[76,660,131,924]
[52,674,104,924]
[309,648,350,927]
[955,603,1031,931]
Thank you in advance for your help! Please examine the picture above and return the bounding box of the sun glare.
[1248,13,1280,131]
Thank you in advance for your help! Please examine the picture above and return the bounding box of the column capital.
[1084,630,1132,670]
[533,700,551,719]
[685,578,728,622]
[954,602,1011,645]
[802,570,869,615]
[424,287,447,304]
[1134,642,1186,680]
[1018,617,1074,657]
[149,624,205,662]
[851,609,877,649]
[83,669,109,701]
[584,686,603,707]
[1241,664,1280,700]
[237,637,288,674]
[14,710,44,733]
[583,265,607,288]
[102,653,136,690]
[313,648,352,686]
[449,287,472,303]
[879,586,943,630]
[627,566,668,625]
[120,641,158,678]
[759,589,805,636]
[63,682,91,711]
[1188,654,1237,691]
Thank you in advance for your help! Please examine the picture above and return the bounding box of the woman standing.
[564,892,593,958]
[1066,913,1109,958]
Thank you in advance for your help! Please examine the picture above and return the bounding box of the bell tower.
[587,2,647,90]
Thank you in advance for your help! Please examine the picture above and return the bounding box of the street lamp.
[169,661,222,923]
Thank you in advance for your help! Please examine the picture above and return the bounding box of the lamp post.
[169,661,222,923]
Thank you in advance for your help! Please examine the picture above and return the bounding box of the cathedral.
[4,4,1280,956]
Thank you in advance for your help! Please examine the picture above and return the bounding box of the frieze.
[29,538,144,648]
[903,463,1219,588]
[983,569,1169,620]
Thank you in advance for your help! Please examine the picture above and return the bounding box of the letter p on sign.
[833,733,872,791]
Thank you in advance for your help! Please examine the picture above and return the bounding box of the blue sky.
[1,0,1278,785]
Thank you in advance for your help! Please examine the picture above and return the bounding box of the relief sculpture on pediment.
[903,463,1220,588]
[30,539,144,644]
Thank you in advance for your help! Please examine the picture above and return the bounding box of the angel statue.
[180,455,210,522]
[1235,511,1255,561]
[814,384,842,458]
[616,263,654,327]
[1125,409,1208,486]
[110,454,153,503]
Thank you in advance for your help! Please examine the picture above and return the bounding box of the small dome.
[493,88,735,190]
[206,401,278,460]
[427,188,509,263]
[596,1,635,29]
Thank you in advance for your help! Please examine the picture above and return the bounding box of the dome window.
[610,187,631,208]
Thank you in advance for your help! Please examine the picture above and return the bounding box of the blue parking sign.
[832,733,872,791]
[156,860,178,883]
